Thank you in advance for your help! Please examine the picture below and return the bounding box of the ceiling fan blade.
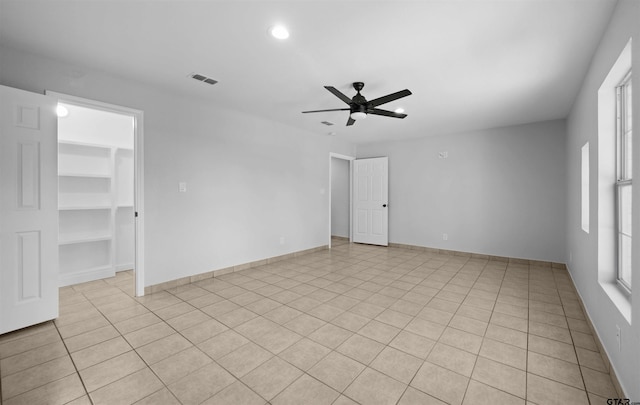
[302,108,350,113]
[367,89,412,107]
[346,116,356,126]
[367,108,408,119]
[325,86,353,104]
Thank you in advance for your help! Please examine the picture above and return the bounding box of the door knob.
[383,204,387,207]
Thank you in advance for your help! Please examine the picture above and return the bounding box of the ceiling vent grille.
[321,121,334,126]
[189,72,218,85]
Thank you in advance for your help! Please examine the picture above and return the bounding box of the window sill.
[600,281,631,324]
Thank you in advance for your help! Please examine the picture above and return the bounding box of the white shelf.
[59,142,111,177]
[59,234,112,245]
[59,206,111,211]
[59,240,110,273]
[58,132,134,286]
[59,139,113,150]
[58,172,112,179]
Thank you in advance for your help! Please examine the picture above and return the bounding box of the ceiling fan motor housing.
[351,103,367,114]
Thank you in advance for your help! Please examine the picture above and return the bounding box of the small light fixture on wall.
[56,104,69,118]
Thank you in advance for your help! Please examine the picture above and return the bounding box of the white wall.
[331,157,350,238]
[565,0,640,398]
[357,119,566,262]
[0,45,355,287]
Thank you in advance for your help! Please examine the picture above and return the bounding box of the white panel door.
[1,85,59,334]
[353,157,388,246]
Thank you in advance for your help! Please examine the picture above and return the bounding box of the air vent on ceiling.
[188,72,218,85]
[321,121,334,126]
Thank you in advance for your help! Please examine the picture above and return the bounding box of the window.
[581,142,590,233]
[616,70,632,291]
[597,39,631,321]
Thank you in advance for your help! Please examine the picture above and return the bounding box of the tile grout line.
[0,321,89,404]
[3,244,614,405]
[108,287,184,405]
[51,318,93,405]
[70,279,145,403]
[440,256,474,405]
[558,269,593,405]
[214,251,417,404]
[69,278,175,405]
[146,286,285,404]
[460,257,502,405]
[525,263,531,404]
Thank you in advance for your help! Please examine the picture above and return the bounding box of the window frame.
[615,69,632,293]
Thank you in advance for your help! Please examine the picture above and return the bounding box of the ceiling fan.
[302,82,412,126]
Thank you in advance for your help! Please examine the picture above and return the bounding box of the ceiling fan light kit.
[302,82,412,126]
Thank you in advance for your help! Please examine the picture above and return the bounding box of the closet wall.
[58,103,134,286]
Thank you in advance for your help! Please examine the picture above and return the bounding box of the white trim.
[330,152,355,161]
[59,266,115,287]
[46,91,146,297]
[329,152,355,248]
[596,39,633,311]
[566,265,629,397]
[116,263,134,272]
[134,111,145,296]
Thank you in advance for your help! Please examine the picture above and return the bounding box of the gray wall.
[565,0,640,398]
[0,45,355,287]
[331,157,350,238]
[357,119,566,262]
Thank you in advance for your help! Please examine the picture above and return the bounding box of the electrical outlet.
[438,151,448,159]
[442,233,448,241]
[279,236,285,245]
[616,325,621,352]
[178,182,187,193]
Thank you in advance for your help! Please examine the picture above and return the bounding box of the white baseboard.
[59,266,115,287]
[116,263,134,272]
[565,264,627,399]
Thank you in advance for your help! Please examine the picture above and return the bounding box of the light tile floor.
[0,239,620,405]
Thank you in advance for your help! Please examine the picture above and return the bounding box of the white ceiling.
[0,0,616,143]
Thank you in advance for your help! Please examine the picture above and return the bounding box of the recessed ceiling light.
[270,25,290,40]
[394,108,405,114]
[56,105,69,118]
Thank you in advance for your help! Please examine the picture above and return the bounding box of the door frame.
[328,152,355,248]
[46,91,146,297]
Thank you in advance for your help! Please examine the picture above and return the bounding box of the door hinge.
[135,211,138,218]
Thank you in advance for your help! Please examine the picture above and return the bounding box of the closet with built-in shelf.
[57,103,134,286]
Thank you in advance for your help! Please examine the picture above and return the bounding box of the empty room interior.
[0,0,639,404]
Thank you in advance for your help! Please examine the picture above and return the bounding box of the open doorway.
[48,92,145,296]
[329,153,354,248]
